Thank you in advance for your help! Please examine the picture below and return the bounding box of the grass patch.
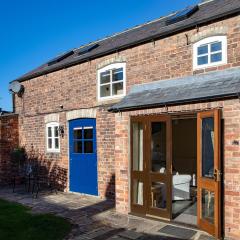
[0,199,72,240]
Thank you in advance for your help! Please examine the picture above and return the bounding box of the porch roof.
[108,67,240,112]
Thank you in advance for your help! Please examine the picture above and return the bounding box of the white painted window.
[98,63,126,100]
[46,122,60,153]
[193,36,227,70]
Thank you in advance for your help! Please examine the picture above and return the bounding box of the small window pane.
[211,53,222,63]
[48,138,52,149]
[100,84,111,98]
[84,128,93,139]
[74,129,82,139]
[112,82,123,96]
[133,179,143,205]
[74,141,82,153]
[55,138,59,149]
[198,55,208,65]
[151,182,167,209]
[211,42,222,52]
[198,45,208,55]
[84,141,93,153]
[100,71,110,84]
[113,68,123,82]
[48,127,52,137]
[54,126,59,137]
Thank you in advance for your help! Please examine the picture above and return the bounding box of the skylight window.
[166,5,199,25]
[77,43,99,56]
[47,50,74,66]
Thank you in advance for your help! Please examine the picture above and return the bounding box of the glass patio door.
[131,115,172,219]
[197,110,222,238]
[146,116,172,219]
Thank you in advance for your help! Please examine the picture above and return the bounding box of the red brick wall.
[13,13,240,238]
[0,114,19,184]
[114,99,240,240]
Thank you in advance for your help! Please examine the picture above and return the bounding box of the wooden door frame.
[130,115,172,219]
[197,109,222,239]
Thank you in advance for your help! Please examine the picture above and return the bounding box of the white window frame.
[46,122,60,153]
[193,36,227,70]
[97,62,126,101]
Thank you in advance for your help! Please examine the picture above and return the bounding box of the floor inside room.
[172,117,197,226]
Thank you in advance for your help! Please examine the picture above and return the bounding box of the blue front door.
[69,118,98,195]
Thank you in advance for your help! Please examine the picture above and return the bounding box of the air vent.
[166,5,199,25]
[77,43,99,56]
[48,50,74,66]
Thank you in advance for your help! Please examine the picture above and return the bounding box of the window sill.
[97,96,125,106]
[193,62,227,71]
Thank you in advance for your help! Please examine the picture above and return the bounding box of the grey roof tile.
[14,0,240,83]
[108,67,240,112]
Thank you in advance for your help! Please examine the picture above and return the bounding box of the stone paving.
[0,187,215,240]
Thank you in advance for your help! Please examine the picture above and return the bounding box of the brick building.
[9,0,240,239]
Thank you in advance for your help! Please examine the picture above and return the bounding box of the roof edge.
[13,4,240,83]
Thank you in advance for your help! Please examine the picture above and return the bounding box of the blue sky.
[0,0,199,111]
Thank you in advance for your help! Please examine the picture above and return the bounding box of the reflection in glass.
[151,182,166,209]
[48,139,52,149]
[211,53,222,63]
[198,55,208,65]
[132,123,143,171]
[54,126,59,137]
[112,82,123,95]
[151,122,166,173]
[133,179,143,205]
[113,68,123,81]
[202,117,214,178]
[48,127,52,137]
[198,45,208,55]
[84,128,93,139]
[74,129,82,139]
[84,141,93,153]
[202,189,214,224]
[74,141,82,153]
[100,71,111,84]
[55,138,59,149]
[100,84,111,97]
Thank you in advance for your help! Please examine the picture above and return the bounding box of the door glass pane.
[132,122,143,171]
[202,117,214,178]
[84,127,93,139]
[74,128,82,139]
[151,182,167,209]
[133,179,143,205]
[84,141,93,153]
[151,122,166,173]
[202,189,214,224]
[74,141,82,153]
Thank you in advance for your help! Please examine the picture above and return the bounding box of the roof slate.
[108,67,240,112]
[14,0,240,83]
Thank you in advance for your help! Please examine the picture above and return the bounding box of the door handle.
[214,169,222,182]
